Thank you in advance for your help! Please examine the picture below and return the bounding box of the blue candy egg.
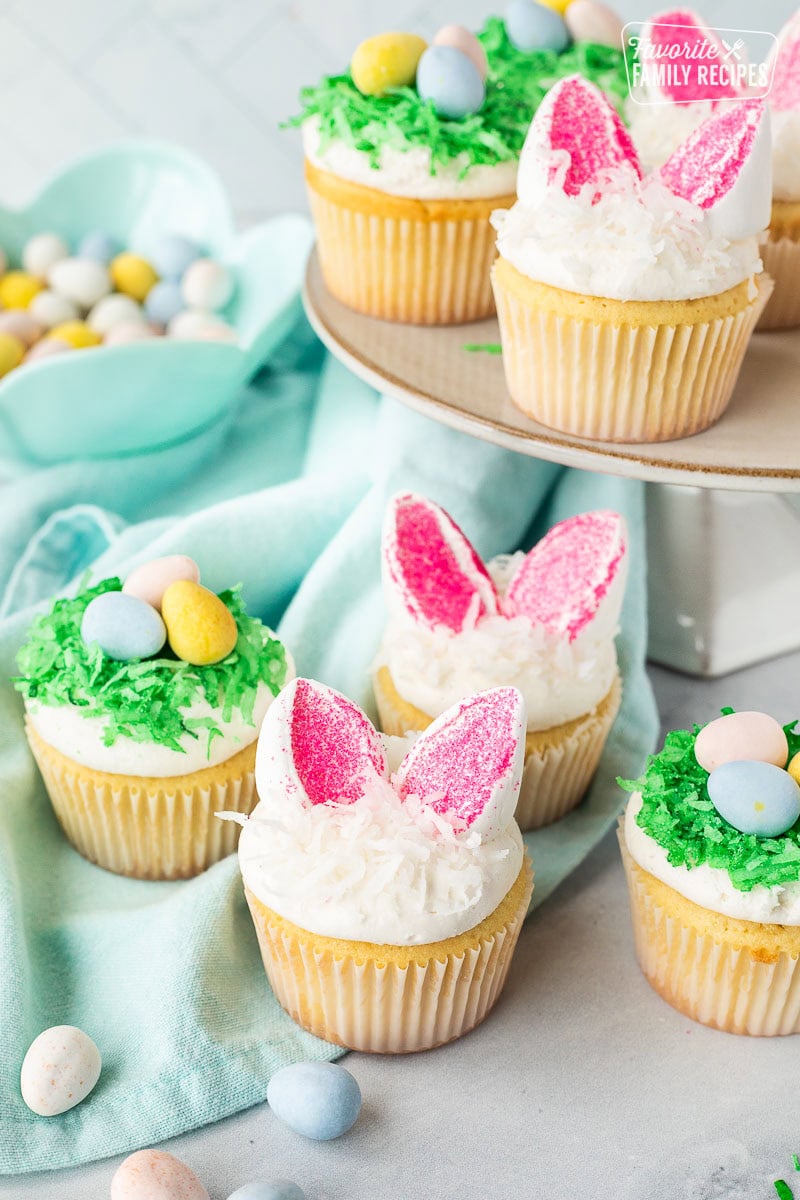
[145,279,184,328]
[81,591,166,661]
[150,234,201,281]
[417,45,485,119]
[708,760,800,838]
[266,1062,361,1141]
[506,0,571,52]
[77,232,120,264]
[227,1183,306,1200]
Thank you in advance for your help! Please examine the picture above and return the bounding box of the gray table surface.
[5,655,800,1200]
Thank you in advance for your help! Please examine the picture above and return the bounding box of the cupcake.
[293,10,630,325]
[491,75,772,443]
[620,709,800,1036]
[235,677,532,1053]
[759,11,800,329]
[373,493,626,831]
[15,556,293,880]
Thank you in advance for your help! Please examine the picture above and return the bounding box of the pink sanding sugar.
[659,99,763,209]
[771,17,800,112]
[505,511,625,642]
[290,679,386,806]
[543,76,641,197]
[643,10,742,103]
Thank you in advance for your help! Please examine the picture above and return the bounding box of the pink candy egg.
[110,1149,209,1200]
[432,24,489,80]
[123,554,201,612]
[565,0,624,49]
[0,309,42,347]
[24,337,71,362]
[168,309,237,343]
[695,711,789,774]
[103,320,157,346]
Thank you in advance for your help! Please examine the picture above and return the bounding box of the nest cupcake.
[620,709,800,1036]
[235,677,532,1053]
[491,75,772,443]
[15,555,292,880]
[373,493,627,830]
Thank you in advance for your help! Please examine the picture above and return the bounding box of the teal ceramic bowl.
[0,142,313,464]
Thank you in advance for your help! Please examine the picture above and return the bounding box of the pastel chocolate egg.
[506,0,571,51]
[267,1062,361,1141]
[433,24,488,79]
[123,554,201,612]
[20,1025,101,1117]
[77,231,120,264]
[47,319,101,350]
[88,293,146,336]
[565,0,624,47]
[110,1150,209,1200]
[81,591,166,661]
[417,44,485,118]
[29,289,79,330]
[0,309,42,347]
[110,252,159,302]
[167,310,237,342]
[0,332,25,377]
[227,1184,306,1200]
[708,760,800,838]
[151,234,201,280]
[351,32,428,96]
[22,232,69,280]
[0,270,43,310]
[537,0,572,13]
[145,279,185,328]
[695,711,788,774]
[104,320,157,346]
[48,257,111,309]
[181,259,234,312]
[161,580,237,665]
[25,337,71,363]
[789,753,800,785]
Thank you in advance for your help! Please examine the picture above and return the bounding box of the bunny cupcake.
[235,678,533,1053]
[373,494,627,830]
[759,10,800,329]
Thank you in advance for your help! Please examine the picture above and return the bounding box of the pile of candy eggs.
[505,0,623,52]
[0,230,237,378]
[350,26,488,119]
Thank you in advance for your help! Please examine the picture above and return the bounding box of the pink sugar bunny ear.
[382,492,499,633]
[638,10,744,103]
[504,511,626,643]
[255,678,387,808]
[658,99,771,240]
[395,687,526,839]
[769,11,800,112]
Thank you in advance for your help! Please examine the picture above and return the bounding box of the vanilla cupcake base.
[619,831,800,1036]
[374,665,621,831]
[492,256,771,443]
[306,160,514,325]
[245,857,532,1053]
[26,719,257,880]
[757,202,800,330]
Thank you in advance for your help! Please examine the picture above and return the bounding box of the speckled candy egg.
[506,0,571,51]
[708,760,800,838]
[123,554,201,612]
[161,580,237,665]
[537,0,572,13]
[48,257,111,309]
[29,289,79,330]
[267,1062,362,1141]
[0,309,42,347]
[695,711,788,774]
[565,0,624,48]
[81,591,167,661]
[87,293,145,336]
[48,319,101,350]
[0,271,43,310]
[110,1150,209,1200]
[227,1183,306,1200]
[0,332,26,376]
[168,310,237,343]
[20,1025,101,1117]
[22,232,69,280]
[145,279,185,328]
[351,32,428,96]
[181,259,234,312]
[432,25,488,80]
[789,753,800,785]
[104,321,157,346]
[151,234,201,280]
[110,252,159,302]
[417,44,485,118]
[25,337,71,363]
[77,231,120,264]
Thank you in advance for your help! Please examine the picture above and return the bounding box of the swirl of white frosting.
[624,792,800,925]
[772,109,800,202]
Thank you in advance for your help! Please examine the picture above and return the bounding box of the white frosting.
[625,792,800,925]
[772,109,800,202]
[377,554,623,732]
[302,116,517,200]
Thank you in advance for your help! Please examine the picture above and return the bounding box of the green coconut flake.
[14,577,288,755]
[619,714,800,894]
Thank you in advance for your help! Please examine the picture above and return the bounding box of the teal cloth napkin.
[0,220,658,1175]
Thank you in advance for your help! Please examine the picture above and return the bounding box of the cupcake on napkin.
[373,493,627,830]
[15,555,293,880]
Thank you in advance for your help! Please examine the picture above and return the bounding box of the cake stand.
[303,249,800,676]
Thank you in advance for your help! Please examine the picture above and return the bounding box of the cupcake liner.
[492,260,771,443]
[373,666,621,832]
[306,161,513,325]
[757,235,800,330]
[26,719,257,880]
[245,858,533,1053]
[619,830,800,1036]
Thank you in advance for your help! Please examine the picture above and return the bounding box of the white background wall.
[0,0,795,223]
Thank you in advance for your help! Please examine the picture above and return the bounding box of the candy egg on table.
[0,332,26,377]
[123,554,201,612]
[161,580,237,665]
[168,310,237,342]
[695,711,788,774]
[0,310,42,347]
[145,279,185,328]
[20,1025,101,1117]
[22,232,69,280]
[150,233,201,280]
[110,251,159,302]
[432,24,488,79]
[708,760,800,838]
[564,0,624,48]
[227,1183,306,1200]
[47,257,111,310]
[104,320,158,346]
[0,271,43,310]
[25,337,71,363]
[87,293,145,336]
[351,31,428,96]
[266,1062,362,1141]
[48,319,101,350]
[77,231,120,264]
[110,1150,209,1200]
[28,289,79,330]
[506,0,571,51]
[81,591,167,661]
[181,258,234,312]
[417,44,485,118]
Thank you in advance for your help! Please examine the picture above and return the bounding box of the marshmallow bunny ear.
[382,493,499,633]
[504,511,626,643]
[659,99,771,241]
[395,688,526,839]
[255,678,387,808]
[639,9,744,103]
[768,11,800,112]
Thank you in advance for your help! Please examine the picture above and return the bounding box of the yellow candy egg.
[789,753,800,785]
[48,320,102,350]
[351,32,427,97]
[0,271,43,310]
[0,332,25,377]
[538,0,572,12]
[161,580,238,666]
[109,253,159,302]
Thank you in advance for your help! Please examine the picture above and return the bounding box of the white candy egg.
[168,309,237,342]
[181,259,234,312]
[20,1025,101,1117]
[22,232,69,280]
[103,320,157,346]
[88,293,146,336]
[29,289,79,330]
[48,257,111,310]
